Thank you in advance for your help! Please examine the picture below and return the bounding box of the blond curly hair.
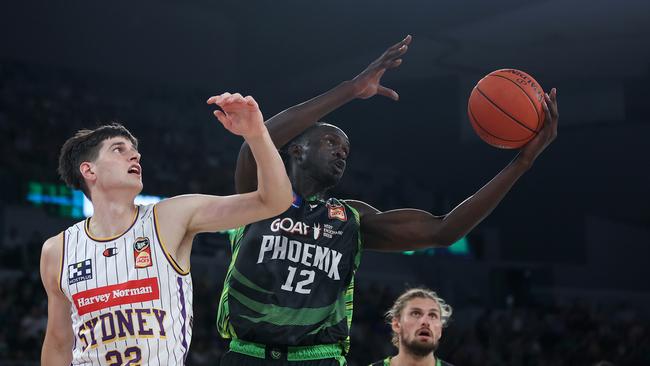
[385,288,453,347]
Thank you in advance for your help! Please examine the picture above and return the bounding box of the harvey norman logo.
[72,278,160,315]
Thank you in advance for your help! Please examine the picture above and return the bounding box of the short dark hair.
[279,122,347,164]
[279,123,327,158]
[58,123,138,199]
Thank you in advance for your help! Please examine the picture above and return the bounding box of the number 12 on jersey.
[281,266,315,294]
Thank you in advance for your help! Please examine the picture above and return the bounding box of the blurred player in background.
[370,288,454,366]
[40,94,292,365]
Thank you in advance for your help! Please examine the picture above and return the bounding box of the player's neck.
[290,173,329,201]
[87,192,137,238]
[392,350,436,366]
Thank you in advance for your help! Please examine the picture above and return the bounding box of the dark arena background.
[1,1,650,365]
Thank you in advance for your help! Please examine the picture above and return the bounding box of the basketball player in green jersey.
[370,288,454,366]
[214,35,559,365]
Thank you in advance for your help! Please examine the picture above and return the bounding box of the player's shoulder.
[153,194,210,218]
[42,232,64,259]
[440,360,455,366]
[343,199,380,217]
[40,232,65,287]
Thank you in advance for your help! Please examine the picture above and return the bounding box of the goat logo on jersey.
[312,223,322,240]
[68,259,93,285]
[133,237,152,268]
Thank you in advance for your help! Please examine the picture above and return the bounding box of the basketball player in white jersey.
[40,93,293,365]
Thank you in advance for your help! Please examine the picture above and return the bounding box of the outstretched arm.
[351,89,559,251]
[154,93,293,269]
[159,93,292,233]
[235,35,412,193]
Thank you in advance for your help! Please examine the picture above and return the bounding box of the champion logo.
[103,248,118,257]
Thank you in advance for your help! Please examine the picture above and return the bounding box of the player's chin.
[319,170,344,187]
[406,338,438,355]
[330,167,346,181]
[129,179,144,193]
[326,174,343,187]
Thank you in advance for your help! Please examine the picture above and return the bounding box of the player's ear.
[391,317,400,333]
[288,143,305,162]
[80,162,96,182]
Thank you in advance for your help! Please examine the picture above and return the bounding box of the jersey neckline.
[84,206,140,242]
[292,191,326,208]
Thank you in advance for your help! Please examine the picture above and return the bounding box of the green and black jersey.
[217,194,362,351]
[369,357,453,366]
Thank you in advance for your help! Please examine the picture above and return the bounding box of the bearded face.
[393,297,443,357]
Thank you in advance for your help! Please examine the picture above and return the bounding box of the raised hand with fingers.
[351,35,412,100]
[207,92,265,139]
[519,88,559,166]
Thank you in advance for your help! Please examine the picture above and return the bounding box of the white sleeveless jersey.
[58,204,193,366]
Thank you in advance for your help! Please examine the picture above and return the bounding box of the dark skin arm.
[348,89,559,251]
[234,35,412,194]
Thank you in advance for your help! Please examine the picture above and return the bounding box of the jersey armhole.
[57,231,66,296]
[346,204,363,250]
[228,226,246,250]
[153,204,190,276]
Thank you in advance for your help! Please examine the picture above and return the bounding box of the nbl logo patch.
[326,198,347,222]
[133,237,152,268]
[68,259,93,285]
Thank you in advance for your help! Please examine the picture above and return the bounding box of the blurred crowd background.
[2,1,650,365]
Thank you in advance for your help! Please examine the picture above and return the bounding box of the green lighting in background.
[402,236,469,256]
[26,181,162,219]
[26,181,85,219]
[449,236,469,254]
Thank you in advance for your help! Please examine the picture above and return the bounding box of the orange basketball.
[468,69,545,149]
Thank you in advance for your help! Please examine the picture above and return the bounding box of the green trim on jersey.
[342,204,362,353]
[228,226,246,248]
[232,267,274,295]
[229,286,347,326]
[217,226,247,339]
[370,357,443,366]
[230,338,346,362]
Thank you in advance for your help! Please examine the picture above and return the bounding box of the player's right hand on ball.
[519,88,559,166]
[206,93,265,138]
